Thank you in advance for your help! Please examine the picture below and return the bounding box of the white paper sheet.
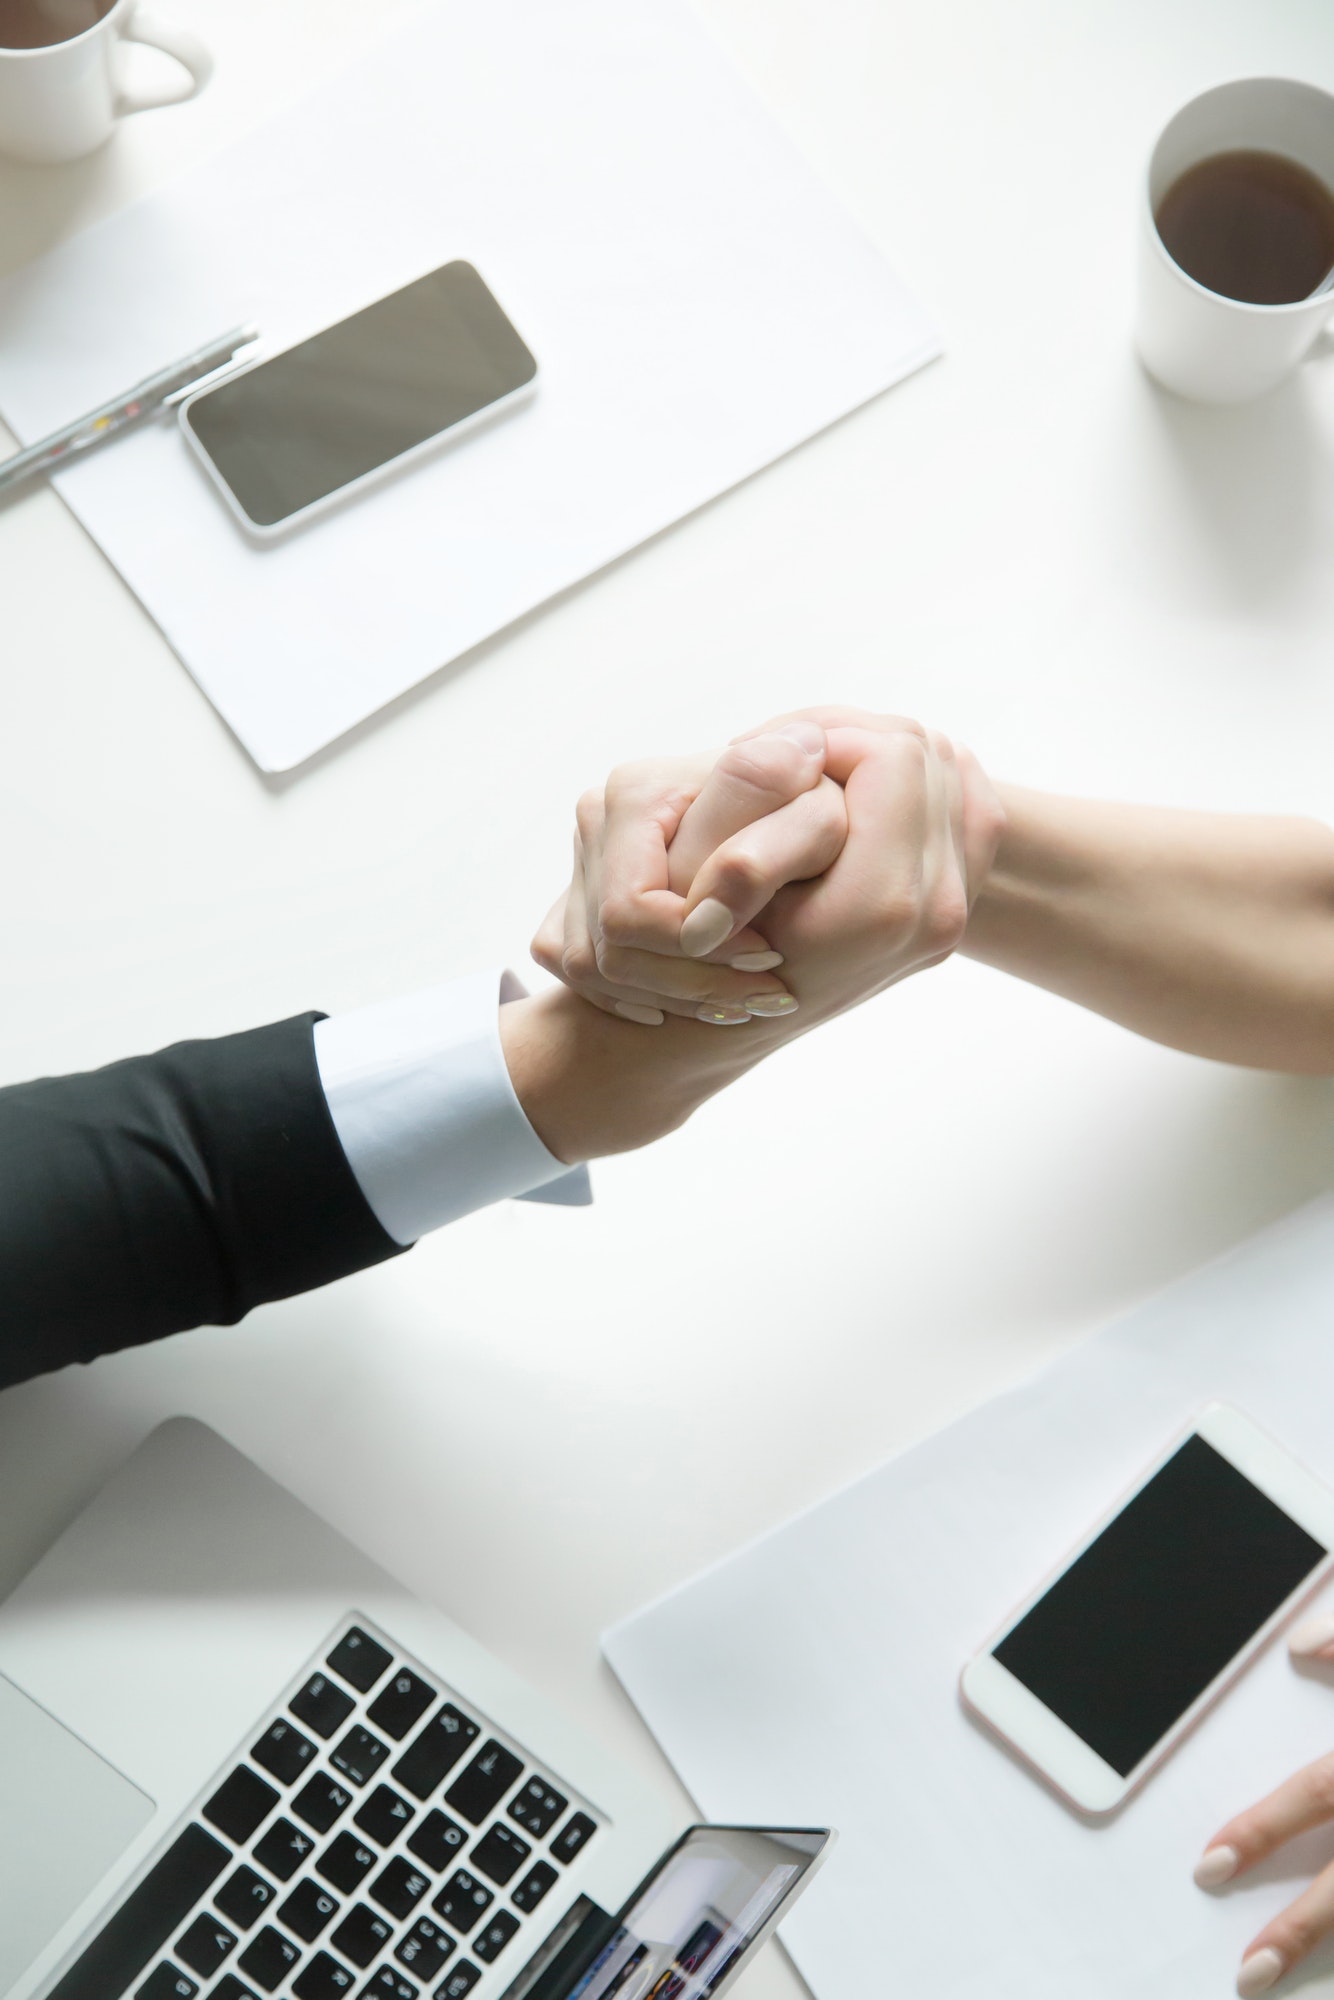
[604,1197,1334,1999]
[0,0,938,772]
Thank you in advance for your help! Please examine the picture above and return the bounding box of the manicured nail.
[680,899,735,958]
[744,993,799,1017]
[775,721,825,756]
[1194,1845,1239,1889]
[1237,1947,1283,1997]
[696,1005,751,1025]
[615,1002,664,1026]
[1288,1611,1334,1658]
[729,950,783,973]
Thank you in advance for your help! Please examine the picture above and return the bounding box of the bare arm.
[963,786,1334,1075]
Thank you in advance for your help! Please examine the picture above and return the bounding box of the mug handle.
[115,3,213,115]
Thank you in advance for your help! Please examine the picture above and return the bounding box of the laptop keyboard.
[47,1617,600,2000]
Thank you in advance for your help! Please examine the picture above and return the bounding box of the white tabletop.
[3,4,1334,1996]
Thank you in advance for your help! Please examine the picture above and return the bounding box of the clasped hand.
[533,705,1005,1040]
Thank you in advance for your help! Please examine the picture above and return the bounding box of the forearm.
[500,984,778,1163]
[0,1017,401,1389]
[963,786,1334,1074]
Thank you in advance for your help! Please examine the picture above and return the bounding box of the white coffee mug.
[1136,77,1334,404]
[0,0,211,165]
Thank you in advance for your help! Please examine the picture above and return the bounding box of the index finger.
[1197,1750,1334,1886]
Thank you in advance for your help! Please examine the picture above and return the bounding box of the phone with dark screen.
[961,1404,1334,1813]
[179,261,536,537]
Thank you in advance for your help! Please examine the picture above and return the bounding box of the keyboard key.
[204,1768,279,1845]
[318,1833,378,1895]
[330,1903,394,1968]
[406,1810,468,1873]
[253,1719,318,1786]
[469,1824,530,1886]
[292,1949,355,1999]
[327,1627,393,1695]
[445,1743,523,1826]
[293,1775,354,1834]
[355,1783,415,1846]
[435,1965,480,2000]
[215,1866,277,1932]
[394,1918,454,1980]
[550,1813,597,1864]
[279,1879,341,1942]
[210,1981,261,2000]
[367,1669,437,1742]
[332,1726,391,1788]
[429,1871,491,1935]
[511,1861,558,1913]
[360,1974,417,2000]
[392,1707,479,1801]
[291,1673,356,1740]
[175,1914,237,1977]
[135,1966,198,2000]
[253,1818,315,1883]
[238,1925,302,1993]
[507,1779,567,1840]
[45,1823,228,2000]
[471,1911,520,1964]
[370,1855,432,1920]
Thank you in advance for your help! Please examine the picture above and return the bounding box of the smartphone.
[178,260,537,538]
[960,1403,1334,1815]
[534,1825,832,2000]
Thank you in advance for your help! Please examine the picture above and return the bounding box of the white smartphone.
[960,1403,1334,1815]
[178,259,537,539]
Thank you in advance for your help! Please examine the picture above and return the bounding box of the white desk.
[3,4,1334,1995]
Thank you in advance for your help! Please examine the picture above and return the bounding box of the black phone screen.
[993,1433,1326,1777]
[185,261,536,528]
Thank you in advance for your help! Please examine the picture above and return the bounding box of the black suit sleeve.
[0,1013,404,1391]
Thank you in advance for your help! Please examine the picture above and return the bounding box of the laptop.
[1,1419,831,2000]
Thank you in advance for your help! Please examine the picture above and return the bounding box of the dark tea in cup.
[1155,148,1334,305]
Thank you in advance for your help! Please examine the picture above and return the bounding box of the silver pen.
[0,324,259,497]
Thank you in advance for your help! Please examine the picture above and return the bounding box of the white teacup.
[0,0,211,165]
[1136,77,1334,404]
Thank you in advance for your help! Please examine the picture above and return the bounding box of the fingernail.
[696,1005,751,1025]
[729,950,784,972]
[615,1002,664,1026]
[680,899,736,958]
[1237,1947,1283,1997]
[1194,1845,1239,1890]
[1288,1610,1334,1658]
[775,721,825,756]
[744,993,799,1017]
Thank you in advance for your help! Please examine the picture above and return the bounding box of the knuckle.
[560,939,597,987]
[598,894,641,947]
[594,941,637,985]
[716,737,803,797]
[710,848,767,905]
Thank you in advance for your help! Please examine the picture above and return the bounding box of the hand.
[533,721,847,1025]
[1196,1616,1334,1995]
[533,706,1004,1036]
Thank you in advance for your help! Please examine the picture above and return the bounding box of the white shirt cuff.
[313,969,591,1247]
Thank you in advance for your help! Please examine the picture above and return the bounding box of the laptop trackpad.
[0,1672,154,1996]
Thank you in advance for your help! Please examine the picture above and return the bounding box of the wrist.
[500,985,766,1165]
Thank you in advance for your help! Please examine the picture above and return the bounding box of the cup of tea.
[1136,77,1334,403]
[0,0,211,164]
